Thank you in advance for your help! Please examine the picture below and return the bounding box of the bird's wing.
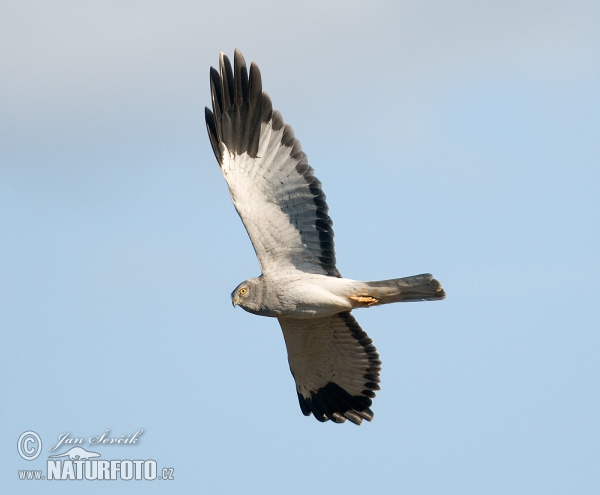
[205,50,340,277]
[278,312,381,425]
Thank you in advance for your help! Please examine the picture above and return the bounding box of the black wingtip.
[248,62,262,99]
[205,107,221,164]
[233,49,248,106]
[298,382,375,426]
[207,50,267,159]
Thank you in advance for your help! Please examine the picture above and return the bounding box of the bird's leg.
[348,295,379,306]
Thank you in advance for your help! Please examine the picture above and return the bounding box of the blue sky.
[2,1,599,493]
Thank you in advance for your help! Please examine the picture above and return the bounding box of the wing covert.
[205,50,340,277]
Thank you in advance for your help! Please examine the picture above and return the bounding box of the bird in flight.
[205,50,445,425]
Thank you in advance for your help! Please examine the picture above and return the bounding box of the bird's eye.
[239,287,248,296]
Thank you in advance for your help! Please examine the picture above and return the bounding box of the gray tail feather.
[363,273,445,304]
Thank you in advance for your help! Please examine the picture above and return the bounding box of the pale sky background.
[2,1,599,493]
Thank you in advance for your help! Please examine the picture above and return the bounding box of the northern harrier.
[205,50,445,425]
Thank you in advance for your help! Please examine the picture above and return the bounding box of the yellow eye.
[239,287,248,296]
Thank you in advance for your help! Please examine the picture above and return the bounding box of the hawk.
[205,50,445,425]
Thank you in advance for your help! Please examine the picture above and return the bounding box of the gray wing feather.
[205,50,339,277]
[279,312,381,425]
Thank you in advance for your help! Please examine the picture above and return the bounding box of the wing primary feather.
[248,62,262,101]
[221,112,234,155]
[247,62,263,157]
[232,50,247,154]
[343,411,364,425]
[233,49,248,107]
[209,67,222,129]
[331,412,347,423]
[219,53,234,112]
[297,392,312,416]
[204,107,221,163]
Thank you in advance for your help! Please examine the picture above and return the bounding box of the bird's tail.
[350,273,445,307]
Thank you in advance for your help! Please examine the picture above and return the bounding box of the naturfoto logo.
[17,429,175,482]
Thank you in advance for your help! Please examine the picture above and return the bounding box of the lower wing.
[279,312,381,425]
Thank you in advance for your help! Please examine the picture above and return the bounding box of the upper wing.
[279,312,381,425]
[205,50,340,277]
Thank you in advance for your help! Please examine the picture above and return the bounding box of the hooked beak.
[231,294,240,307]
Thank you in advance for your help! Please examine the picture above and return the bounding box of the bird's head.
[231,278,263,314]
